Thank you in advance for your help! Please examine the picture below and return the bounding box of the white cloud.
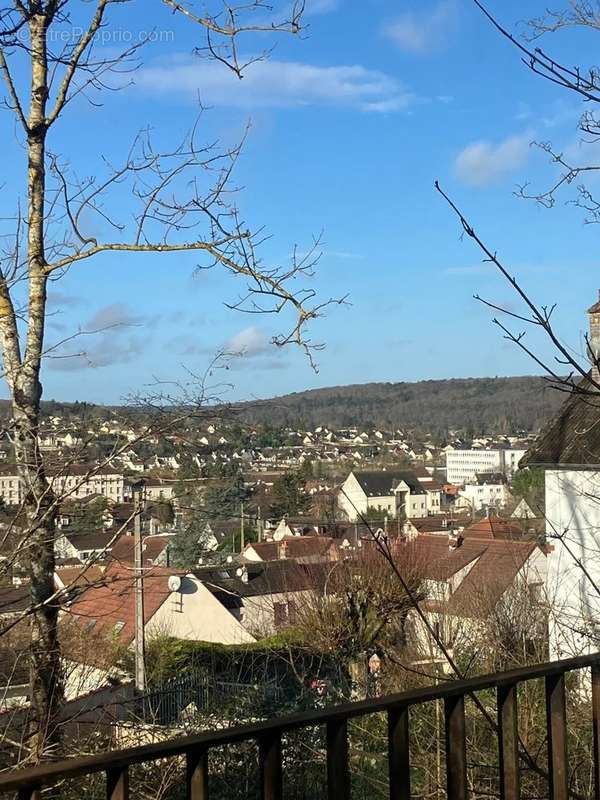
[45,303,149,372]
[136,58,415,113]
[87,302,143,330]
[224,326,271,357]
[47,290,83,308]
[454,133,531,187]
[47,334,145,372]
[384,0,457,54]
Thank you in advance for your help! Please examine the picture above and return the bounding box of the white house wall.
[545,469,600,658]
[146,576,255,645]
[338,473,369,520]
[241,589,314,637]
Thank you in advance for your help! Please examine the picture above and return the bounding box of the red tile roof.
[68,564,185,646]
[407,515,473,534]
[242,535,339,563]
[55,565,105,594]
[109,534,171,568]
[444,538,539,618]
[395,534,541,619]
[463,516,523,540]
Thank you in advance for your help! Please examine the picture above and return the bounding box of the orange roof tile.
[67,564,185,646]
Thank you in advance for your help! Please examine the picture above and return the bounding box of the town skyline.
[1,0,597,404]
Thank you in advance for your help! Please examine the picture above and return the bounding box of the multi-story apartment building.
[446,447,526,485]
[0,464,126,506]
[0,468,23,506]
[49,465,126,503]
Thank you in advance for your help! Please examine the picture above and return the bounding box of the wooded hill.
[235,377,564,434]
[0,376,565,435]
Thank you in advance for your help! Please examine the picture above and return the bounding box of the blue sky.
[2,0,599,404]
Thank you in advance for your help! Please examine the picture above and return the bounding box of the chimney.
[448,533,464,553]
[277,540,287,560]
[588,290,600,383]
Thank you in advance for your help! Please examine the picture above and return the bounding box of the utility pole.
[257,506,263,542]
[240,502,245,551]
[133,481,146,692]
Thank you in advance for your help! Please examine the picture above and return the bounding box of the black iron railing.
[1,653,599,800]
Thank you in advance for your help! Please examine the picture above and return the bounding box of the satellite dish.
[168,575,181,592]
[226,555,233,564]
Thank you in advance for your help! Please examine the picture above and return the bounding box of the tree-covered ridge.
[0,375,562,435]
[234,376,563,433]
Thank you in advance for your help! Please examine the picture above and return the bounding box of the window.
[273,602,288,628]
[288,601,298,624]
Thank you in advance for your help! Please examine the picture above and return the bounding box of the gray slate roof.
[521,375,600,467]
[353,470,425,496]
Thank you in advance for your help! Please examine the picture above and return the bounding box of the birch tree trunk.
[15,11,62,757]
[0,0,323,762]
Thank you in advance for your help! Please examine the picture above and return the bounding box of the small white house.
[459,473,511,512]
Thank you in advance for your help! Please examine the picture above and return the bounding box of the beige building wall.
[241,589,314,637]
[147,575,255,645]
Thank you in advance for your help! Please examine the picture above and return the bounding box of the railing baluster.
[106,766,129,800]
[259,731,283,800]
[327,719,350,800]
[497,683,520,800]
[388,705,410,800]
[593,665,600,800]
[545,672,568,800]
[187,747,209,800]
[445,694,468,800]
[17,786,40,800]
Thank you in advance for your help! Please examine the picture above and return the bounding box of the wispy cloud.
[86,302,145,329]
[384,0,458,54]
[47,290,83,308]
[47,335,145,372]
[45,303,150,372]
[136,57,415,113]
[224,326,271,357]
[454,132,531,187]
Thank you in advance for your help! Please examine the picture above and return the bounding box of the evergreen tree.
[270,470,310,519]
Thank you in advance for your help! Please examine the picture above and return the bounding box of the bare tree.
[434,1,600,667]
[431,1,600,393]
[0,0,344,758]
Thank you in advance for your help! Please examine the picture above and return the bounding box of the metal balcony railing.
[1,653,599,800]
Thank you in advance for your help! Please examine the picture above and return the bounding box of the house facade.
[338,469,431,521]
[521,291,600,658]
[403,534,546,661]
[459,473,511,512]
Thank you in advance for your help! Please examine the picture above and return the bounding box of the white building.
[521,290,600,658]
[0,464,126,506]
[446,447,526,485]
[338,469,431,521]
[458,473,511,512]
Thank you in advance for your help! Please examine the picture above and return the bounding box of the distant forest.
[235,377,564,434]
[0,376,565,436]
